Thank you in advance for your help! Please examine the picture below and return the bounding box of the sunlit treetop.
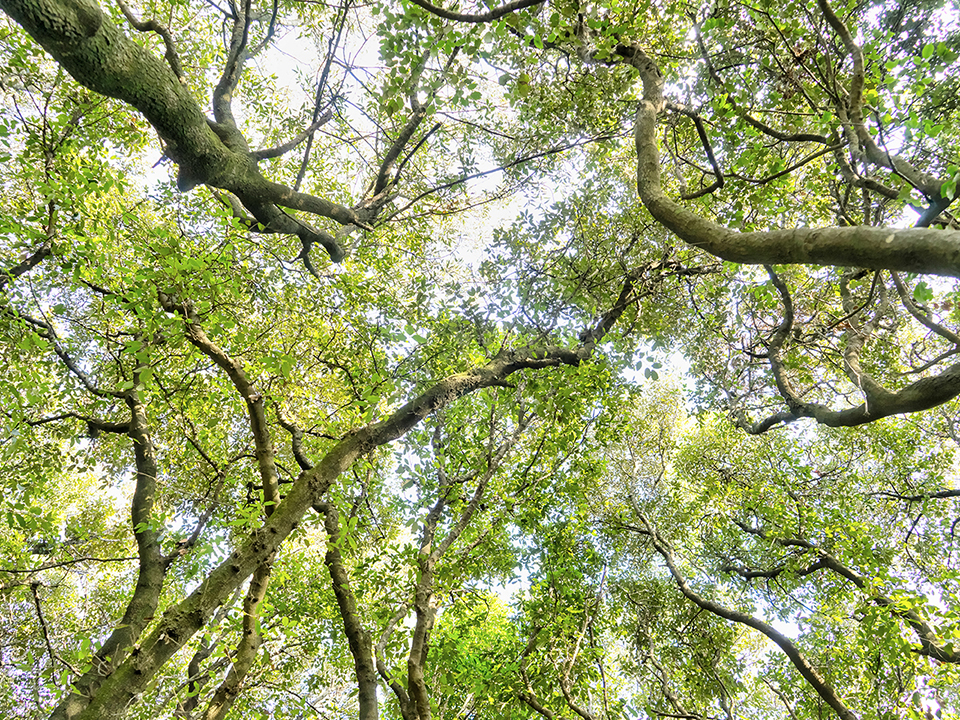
[1,0,959,718]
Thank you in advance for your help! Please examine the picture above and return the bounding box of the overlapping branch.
[816,0,952,223]
[734,522,960,664]
[628,43,960,276]
[0,0,364,265]
[731,269,960,432]
[156,292,282,720]
[631,516,861,720]
[62,272,641,719]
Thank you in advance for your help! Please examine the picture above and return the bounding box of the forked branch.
[628,43,960,276]
[1,0,362,264]
[61,271,642,719]
[631,516,861,720]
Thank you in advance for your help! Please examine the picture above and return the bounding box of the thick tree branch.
[62,272,641,719]
[732,269,960,432]
[177,592,239,716]
[371,51,430,199]
[212,0,277,135]
[376,604,416,720]
[52,386,166,720]
[838,271,888,395]
[629,45,960,277]
[0,0,361,263]
[317,501,379,720]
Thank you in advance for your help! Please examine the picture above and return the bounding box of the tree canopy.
[1,0,960,718]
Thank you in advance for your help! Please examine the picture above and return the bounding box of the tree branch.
[406,0,545,24]
[817,0,954,219]
[199,562,273,720]
[251,110,333,161]
[52,386,166,720]
[732,269,960,432]
[158,292,280,514]
[60,270,641,719]
[115,0,183,81]
[633,516,861,720]
[629,44,960,277]
[735,522,960,664]
[1,0,361,263]
[317,501,379,720]
[0,240,52,291]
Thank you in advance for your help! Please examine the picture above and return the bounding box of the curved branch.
[891,272,960,346]
[734,269,960,432]
[32,582,80,675]
[158,293,280,512]
[635,517,861,720]
[212,0,278,134]
[689,19,830,145]
[666,103,724,200]
[63,272,642,719]
[817,0,953,217]
[736,361,960,432]
[735,523,960,664]
[630,45,960,278]
[8,308,125,399]
[115,0,183,81]
[838,272,887,396]
[406,0,545,24]
[276,406,314,471]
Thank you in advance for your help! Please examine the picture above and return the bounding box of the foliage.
[0,0,959,718]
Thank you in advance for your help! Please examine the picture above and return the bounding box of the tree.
[0,0,959,717]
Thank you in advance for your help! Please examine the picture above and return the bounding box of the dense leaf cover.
[0,0,959,718]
